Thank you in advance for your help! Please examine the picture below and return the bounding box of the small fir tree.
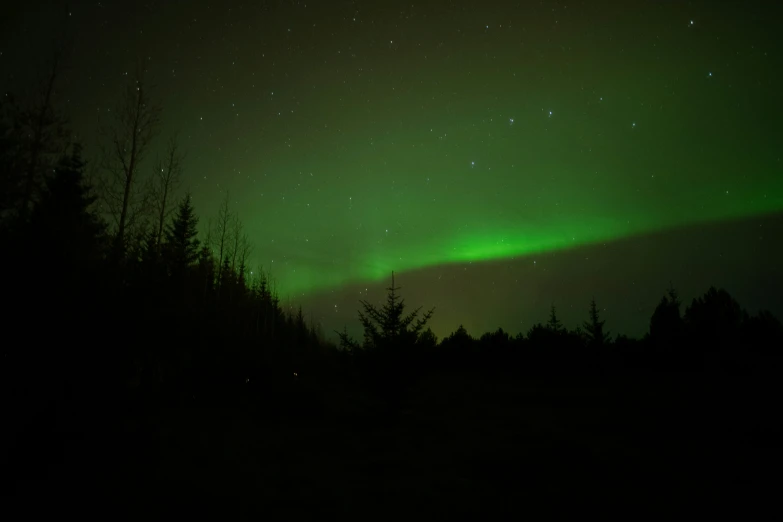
[547,304,563,333]
[583,298,610,348]
[165,192,200,272]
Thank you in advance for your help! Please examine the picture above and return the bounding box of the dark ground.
[6,358,781,520]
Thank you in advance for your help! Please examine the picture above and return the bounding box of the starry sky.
[2,0,782,340]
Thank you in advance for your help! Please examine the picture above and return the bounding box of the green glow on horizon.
[262,179,783,297]
[4,0,781,338]
[11,1,776,301]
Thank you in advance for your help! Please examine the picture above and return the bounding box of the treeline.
[334,275,783,395]
[2,60,782,413]
[0,64,329,422]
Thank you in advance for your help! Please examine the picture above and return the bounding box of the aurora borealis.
[3,0,781,339]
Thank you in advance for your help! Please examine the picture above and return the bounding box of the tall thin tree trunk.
[19,57,59,221]
[155,181,168,249]
[115,89,143,250]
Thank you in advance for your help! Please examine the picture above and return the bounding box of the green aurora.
[3,0,781,323]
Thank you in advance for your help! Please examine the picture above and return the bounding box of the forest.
[2,62,782,517]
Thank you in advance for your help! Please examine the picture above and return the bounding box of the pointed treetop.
[583,297,610,347]
[547,304,562,332]
[340,271,435,351]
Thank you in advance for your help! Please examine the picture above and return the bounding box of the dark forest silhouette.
[2,64,782,517]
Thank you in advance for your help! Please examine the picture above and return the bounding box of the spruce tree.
[649,284,683,347]
[197,244,215,300]
[295,305,307,337]
[683,286,743,351]
[583,298,610,348]
[547,304,562,333]
[165,192,200,273]
[336,272,435,353]
[336,325,359,352]
[417,327,438,349]
[357,272,434,351]
[30,143,106,265]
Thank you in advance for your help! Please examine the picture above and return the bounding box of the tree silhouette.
[442,324,473,353]
[742,310,783,354]
[340,272,434,352]
[417,327,438,350]
[649,284,683,348]
[684,286,743,351]
[219,255,233,301]
[212,190,232,292]
[196,243,215,301]
[164,192,200,275]
[480,327,511,350]
[336,325,359,352]
[583,298,610,348]
[526,322,550,345]
[151,136,183,254]
[17,53,66,222]
[29,143,106,265]
[100,66,161,255]
[547,305,562,333]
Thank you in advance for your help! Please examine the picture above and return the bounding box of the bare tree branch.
[151,135,184,251]
[212,191,232,295]
[238,232,253,272]
[17,49,68,221]
[214,190,231,264]
[98,62,161,253]
[230,213,243,272]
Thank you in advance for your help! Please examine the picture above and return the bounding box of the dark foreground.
[6,359,782,520]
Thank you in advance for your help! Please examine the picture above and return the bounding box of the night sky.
[3,0,782,340]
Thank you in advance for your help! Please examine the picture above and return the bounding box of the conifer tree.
[683,286,743,351]
[417,327,438,350]
[583,298,610,348]
[336,325,359,352]
[197,244,215,300]
[449,324,471,342]
[650,284,683,347]
[164,192,200,274]
[339,272,434,352]
[547,304,562,333]
[30,143,105,264]
[295,305,307,337]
